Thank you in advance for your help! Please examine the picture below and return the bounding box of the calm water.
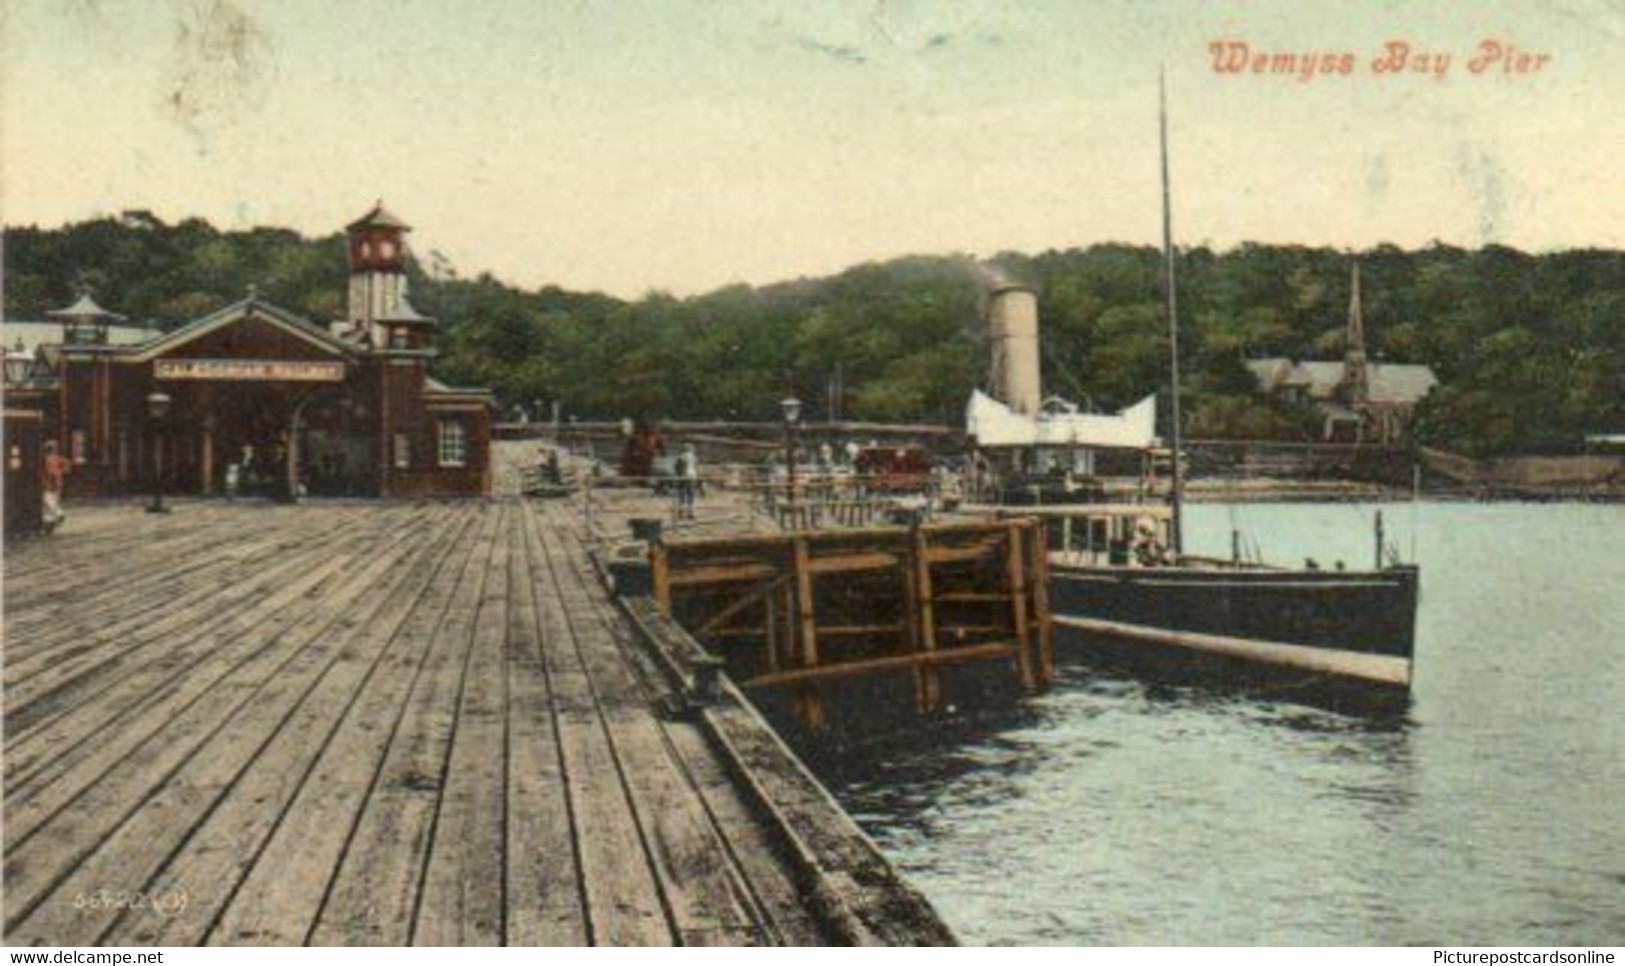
[816,502,1625,945]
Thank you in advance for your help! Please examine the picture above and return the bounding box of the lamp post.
[146,390,172,514]
[780,395,801,507]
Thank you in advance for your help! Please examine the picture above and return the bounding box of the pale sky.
[3,0,1622,297]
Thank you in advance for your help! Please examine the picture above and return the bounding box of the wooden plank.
[1006,526,1036,693]
[692,578,782,639]
[414,502,512,945]
[522,504,672,946]
[960,502,1174,520]
[3,509,424,845]
[742,643,1018,690]
[4,514,348,690]
[536,503,762,945]
[807,551,900,575]
[911,527,942,713]
[669,562,779,588]
[598,600,820,947]
[650,542,671,616]
[3,525,296,669]
[4,510,401,781]
[790,537,823,730]
[692,689,957,946]
[664,518,1015,556]
[656,724,824,946]
[3,542,358,787]
[5,512,437,942]
[1027,523,1056,687]
[103,507,475,945]
[306,506,504,945]
[204,506,486,946]
[502,502,589,946]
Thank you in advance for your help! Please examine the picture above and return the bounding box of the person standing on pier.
[41,439,69,533]
[675,443,700,519]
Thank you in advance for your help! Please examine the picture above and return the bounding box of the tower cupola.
[48,291,125,346]
[345,201,435,349]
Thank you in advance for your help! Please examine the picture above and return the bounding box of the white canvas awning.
[966,389,1157,449]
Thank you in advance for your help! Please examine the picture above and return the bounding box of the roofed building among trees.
[1247,262,1438,444]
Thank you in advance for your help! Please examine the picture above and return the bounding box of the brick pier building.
[3,204,494,499]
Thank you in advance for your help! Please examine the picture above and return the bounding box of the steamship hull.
[1048,561,1419,693]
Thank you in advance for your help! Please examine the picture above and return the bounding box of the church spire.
[1345,258,1369,406]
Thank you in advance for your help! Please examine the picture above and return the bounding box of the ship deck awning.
[966,390,1157,450]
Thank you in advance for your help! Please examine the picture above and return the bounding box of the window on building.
[437,419,466,467]
[390,327,409,350]
[394,433,411,470]
[71,430,87,464]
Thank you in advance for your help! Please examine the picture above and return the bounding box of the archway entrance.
[156,382,377,500]
[293,390,377,497]
[206,384,296,499]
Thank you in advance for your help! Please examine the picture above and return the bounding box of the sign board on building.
[154,359,346,382]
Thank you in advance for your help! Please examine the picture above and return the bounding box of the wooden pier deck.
[2,496,953,946]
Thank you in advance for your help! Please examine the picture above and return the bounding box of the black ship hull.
[1048,562,1419,700]
[1051,563,1419,658]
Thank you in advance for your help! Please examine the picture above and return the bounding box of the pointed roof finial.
[247,282,259,300]
[347,201,411,232]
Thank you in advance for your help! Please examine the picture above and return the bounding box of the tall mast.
[1159,68,1185,556]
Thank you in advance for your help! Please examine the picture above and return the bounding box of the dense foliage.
[5,212,1621,455]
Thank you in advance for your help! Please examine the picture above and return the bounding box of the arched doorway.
[293,390,377,498]
[162,383,375,500]
[205,384,297,499]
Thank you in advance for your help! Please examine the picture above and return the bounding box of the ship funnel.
[987,284,1041,416]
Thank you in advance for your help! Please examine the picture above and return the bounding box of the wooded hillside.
[5,212,1621,456]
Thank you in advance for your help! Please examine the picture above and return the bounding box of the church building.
[3,204,494,499]
[1247,262,1439,444]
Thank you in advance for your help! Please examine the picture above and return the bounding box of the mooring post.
[651,542,671,617]
[763,581,781,673]
[1374,510,1386,569]
[1006,522,1037,693]
[776,579,795,675]
[1028,521,1055,688]
[911,524,942,714]
[790,536,824,729]
[687,653,725,705]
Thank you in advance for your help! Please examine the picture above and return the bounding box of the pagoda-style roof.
[346,201,411,233]
[48,293,127,322]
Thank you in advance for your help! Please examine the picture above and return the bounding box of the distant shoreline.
[1181,478,1625,504]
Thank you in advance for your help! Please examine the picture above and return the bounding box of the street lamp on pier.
[146,390,172,514]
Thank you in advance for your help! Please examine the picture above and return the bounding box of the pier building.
[3,204,493,499]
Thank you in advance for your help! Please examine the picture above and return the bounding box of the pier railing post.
[651,542,671,617]
[1007,522,1037,693]
[910,524,942,714]
[1027,521,1055,688]
[790,536,824,729]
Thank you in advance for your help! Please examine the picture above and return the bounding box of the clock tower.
[345,201,436,350]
